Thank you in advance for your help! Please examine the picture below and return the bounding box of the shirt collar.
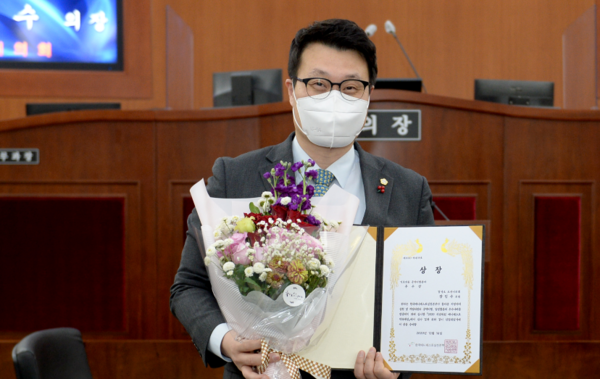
[292,136,357,189]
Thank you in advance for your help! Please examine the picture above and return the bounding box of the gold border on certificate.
[381,226,483,374]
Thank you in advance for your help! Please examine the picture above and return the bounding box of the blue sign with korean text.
[0,1,120,67]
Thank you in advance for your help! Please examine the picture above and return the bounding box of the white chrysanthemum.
[207,246,217,256]
[253,262,266,274]
[214,230,222,238]
[244,267,254,277]
[223,262,235,272]
[204,256,212,266]
[261,191,273,199]
[326,257,335,268]
[320,265,330,277]
[224,238,234,247]
[259,272,268,282]
[307,258,320,270]
[227,271,234,276]
[280,197,291,205]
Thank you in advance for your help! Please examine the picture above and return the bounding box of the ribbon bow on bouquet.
[257,339,331,379]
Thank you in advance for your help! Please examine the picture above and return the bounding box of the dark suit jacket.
[170,133,434,379]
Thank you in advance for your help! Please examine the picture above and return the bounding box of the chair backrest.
[12,328,94,379]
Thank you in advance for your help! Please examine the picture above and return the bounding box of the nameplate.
[0,149,40,165]
[358,109,421,141]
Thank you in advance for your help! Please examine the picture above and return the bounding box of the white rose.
[204,257,212,266]
[253,262,266,274]
[280,197,292,205]
[259,272,268,282]
[320,265,330,277]
[223,262,235,272]
[307,258,320,270]
[244,267,254,277]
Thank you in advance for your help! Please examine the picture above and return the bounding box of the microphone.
[384,20,395,34]
[384,20,427,93]
[365,24,377,37]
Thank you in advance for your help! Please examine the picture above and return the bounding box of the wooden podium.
[1,91,600,378]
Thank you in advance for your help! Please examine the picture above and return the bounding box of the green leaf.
[244,277,262,292]
[249,202,261,214]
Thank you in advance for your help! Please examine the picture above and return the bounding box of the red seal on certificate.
[444,339,458,354]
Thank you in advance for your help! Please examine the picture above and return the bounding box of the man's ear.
[285,79,295,107]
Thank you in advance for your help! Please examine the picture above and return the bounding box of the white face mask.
[292,90,370,148]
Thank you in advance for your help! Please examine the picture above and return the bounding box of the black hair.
[288,19,378,86]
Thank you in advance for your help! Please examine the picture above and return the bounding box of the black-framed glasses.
[294,77,370,101]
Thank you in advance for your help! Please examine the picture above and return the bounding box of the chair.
[12,327,93,379]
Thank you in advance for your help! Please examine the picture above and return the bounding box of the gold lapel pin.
[378,178,388,193]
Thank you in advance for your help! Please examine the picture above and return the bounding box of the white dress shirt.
[208,136,366,360]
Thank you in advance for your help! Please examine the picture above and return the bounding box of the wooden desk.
[1,91,598,378]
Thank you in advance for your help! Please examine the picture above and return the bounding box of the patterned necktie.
[313,169,335,197]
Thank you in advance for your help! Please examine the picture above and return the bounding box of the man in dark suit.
[170,18,434,379]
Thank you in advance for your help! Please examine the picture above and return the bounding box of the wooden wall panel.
[4,340,600,379]
[411,341,600,379]
[0,0,595,120]
[0,340,223,379]
[504,116,600,340]
[563,5,597,109]
[0,117,158,339]
[514,183,592,340]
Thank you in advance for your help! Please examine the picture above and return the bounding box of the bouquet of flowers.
[191,160,366,379]
[205,160,339,300]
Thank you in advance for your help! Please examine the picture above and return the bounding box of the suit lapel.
[257,133,295,192]
[356,143,393,226]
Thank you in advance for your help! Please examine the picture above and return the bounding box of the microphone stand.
[389,32,428,93]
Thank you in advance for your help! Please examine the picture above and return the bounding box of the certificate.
[298,225,484,375]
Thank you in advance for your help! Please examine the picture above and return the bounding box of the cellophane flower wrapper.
[190,179,367,370]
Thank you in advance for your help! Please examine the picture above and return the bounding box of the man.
[170,19,434,379]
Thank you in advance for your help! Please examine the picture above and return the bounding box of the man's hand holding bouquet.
[191,160,366,379]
